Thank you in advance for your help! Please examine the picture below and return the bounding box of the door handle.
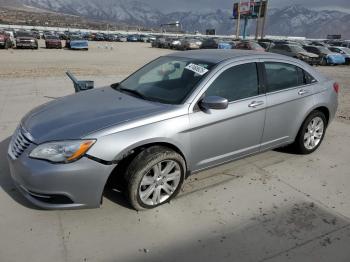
[248,101,264,108]
[298,89,309,95]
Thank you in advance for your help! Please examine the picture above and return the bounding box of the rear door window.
[264,62,304,92]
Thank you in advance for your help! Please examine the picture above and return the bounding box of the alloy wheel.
[303,116,324,150]
[139,160,181,206]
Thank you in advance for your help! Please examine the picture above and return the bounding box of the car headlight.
[29,140,96,163]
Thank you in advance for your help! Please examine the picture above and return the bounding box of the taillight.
[333,82,340,94]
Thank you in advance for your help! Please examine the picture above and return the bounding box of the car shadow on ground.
[103,188,134,210]
[120,202,350,262]
[0,137,41,210]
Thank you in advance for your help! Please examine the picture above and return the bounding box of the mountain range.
[1,0,349,38]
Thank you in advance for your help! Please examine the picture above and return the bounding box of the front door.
[188,62,266,171]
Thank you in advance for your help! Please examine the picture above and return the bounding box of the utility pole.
[255,0,263,40]
[235,0,241,39]
[261,0,269,39]
[242,17,248,40]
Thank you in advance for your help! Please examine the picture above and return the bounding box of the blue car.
[325,53,346,65]
[66,34,88,50]
[127,35,139,42]
[329,46,350,65]
[218,42,233,49]
[304,45,345,65]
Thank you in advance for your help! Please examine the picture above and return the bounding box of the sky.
[147,0,350,12]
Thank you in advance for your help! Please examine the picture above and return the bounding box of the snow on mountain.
[2,1,350,38]
[267,5,350,38]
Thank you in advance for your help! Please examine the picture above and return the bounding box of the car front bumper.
[16,42,37,48]
[46,42,62,48]
[8,151,117,209]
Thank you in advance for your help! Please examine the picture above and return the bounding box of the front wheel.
[293,111,327,154]
[126,146,186,210]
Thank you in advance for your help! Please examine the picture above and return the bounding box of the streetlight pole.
[255,0,263,40]
[235,0,241,39]
[261,0,269,40]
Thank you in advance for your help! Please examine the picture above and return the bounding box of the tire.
[126,146,186,211]
[293,110,327,154]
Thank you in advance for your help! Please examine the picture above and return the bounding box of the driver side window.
[206,63,259,102]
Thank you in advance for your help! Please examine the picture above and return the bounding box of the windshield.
[289,45,306,53]
[341,47,350,54]
[318,47,332,54]
[46,35,59,40]
[70,35,83,40]
[16,31,33,37]
[113,56,215,104]
[249,42,264,49]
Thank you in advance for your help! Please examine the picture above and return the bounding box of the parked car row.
[0,30,89,51]
[1,28,159,44]
[2,28,350,65]
[151,36,236,50]
[265,40,349,65]
[151,36,350,66]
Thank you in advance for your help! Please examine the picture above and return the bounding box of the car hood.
[21,86,171,143]
[298,51,318,58]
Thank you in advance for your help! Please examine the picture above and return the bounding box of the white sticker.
[185,63,209,76]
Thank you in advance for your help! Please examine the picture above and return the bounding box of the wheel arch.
[293,105,330,142]
[103,140,190,196]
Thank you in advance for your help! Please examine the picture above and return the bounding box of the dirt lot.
[1,41,350,262]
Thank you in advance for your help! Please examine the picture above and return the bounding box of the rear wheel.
[126,146,185,211]
[293,111,327,154]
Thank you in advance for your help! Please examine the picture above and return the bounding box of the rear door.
[260,60,316,150]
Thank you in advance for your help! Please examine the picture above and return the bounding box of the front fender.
[86,115,192,168]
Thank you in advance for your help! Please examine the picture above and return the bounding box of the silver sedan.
[8,50,338,210]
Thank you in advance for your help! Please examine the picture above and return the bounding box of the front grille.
[9,126,33,159]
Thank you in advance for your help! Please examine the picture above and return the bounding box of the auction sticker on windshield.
[185,63,209,75]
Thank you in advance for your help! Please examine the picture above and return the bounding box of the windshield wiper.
[120,88,146,99]
[112,84,148,100]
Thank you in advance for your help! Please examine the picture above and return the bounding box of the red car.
[235,40,265,52]
[0,31,13,49]
[45,35,62,49]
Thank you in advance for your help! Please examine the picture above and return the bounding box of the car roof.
[167,49,285,64]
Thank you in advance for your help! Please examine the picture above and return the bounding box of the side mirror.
[66,71,94,92]
[200,96,228,110]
